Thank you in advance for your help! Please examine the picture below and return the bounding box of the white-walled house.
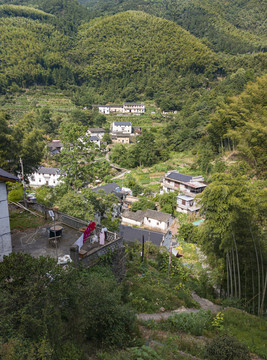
[89,136,101,147]
[0,168,18,262]
[121,209,173,232]
[121,210,144,227]
[161,171,206,196]
[143,209,173,232]
[95,105,110,114]
[28,167,62,187]
[112,122,132,134]
[176,194,200,214]
[87,128,105,139]
[123,103,145,114]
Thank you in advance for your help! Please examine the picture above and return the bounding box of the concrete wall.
[144,217,168,231]
[70,238,125,280]
[0,182,12,261]
[121,216,142,227]
[29,172,61,187]
[112,124,132,133]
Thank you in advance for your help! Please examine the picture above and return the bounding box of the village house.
[48,140,63,155]
[111,133,131,144]
[92,182,123,217]
[93,103,145,115]
[92,183,123,202]
[111,122,132,134]
[176,194,200,214]
[109,105,123,113]
[161,171,206,197]
[120,225,172,249]
[89,136,101,147]
[86,128,105,139]
[28,167,62,187]
[92,105,110,114]
[123,195,139,209]
[143,209,173,232]
[121,210,144,227]
[121,209,173,232]
[123,102,145,114]
[0,168,18,261]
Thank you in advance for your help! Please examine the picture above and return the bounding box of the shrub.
[205,335,251,360]
[165,310,212,336]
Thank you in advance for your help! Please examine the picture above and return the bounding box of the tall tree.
[198,173,267,313]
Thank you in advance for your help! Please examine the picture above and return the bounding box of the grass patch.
[124,242,199,313]
[9,209,47,230]
[0,87,76,121]
[223,308,267,358]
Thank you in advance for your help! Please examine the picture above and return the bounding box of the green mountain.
[73,10,219,80]
[0,17,73,92]
[0,0,91,34]
[81,0,267,54]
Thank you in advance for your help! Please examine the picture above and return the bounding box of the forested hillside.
[74,11,218,79]
[81,0,267,54]
[0,17,73,92]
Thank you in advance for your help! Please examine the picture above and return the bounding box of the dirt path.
[137,293,221,321]
[191,292,221,313]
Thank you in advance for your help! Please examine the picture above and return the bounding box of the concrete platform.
[11,222,82,259]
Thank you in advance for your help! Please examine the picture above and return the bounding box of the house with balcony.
[28,167,62,187]
[176,194,201,214]
[111,122,132,134]
[161,171,206,197]
[123,102,145,114]
[109,105,123,113]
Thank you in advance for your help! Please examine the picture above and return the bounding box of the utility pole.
[141,235,144,263]
[168,241,172,277]
[20,157,27,208]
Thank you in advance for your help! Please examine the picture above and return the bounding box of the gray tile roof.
[144,209,172,223]
[123,102,144,106]
[92,182,121,196]
[113,122,132,126]
[120,225,163,246]
[88,128,105,133]
[122,209,172,224]
[122,210,145,222]
[90,136,100,141]
[178,195,194,201]
[166,171,192,183]
[38,167,60,175]
[48,141,63,149]
[0,168,18,182]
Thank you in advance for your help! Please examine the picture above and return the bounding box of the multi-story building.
[123,102,145,114]
[161,171,206,197]
[28,167,62,187]
[111,122,132,134]
[176,194,200,214]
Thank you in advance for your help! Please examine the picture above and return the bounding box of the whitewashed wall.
[29,172,62,187]
[0,182,12,261]
[121,216,143,227]
[144,217,168,231]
